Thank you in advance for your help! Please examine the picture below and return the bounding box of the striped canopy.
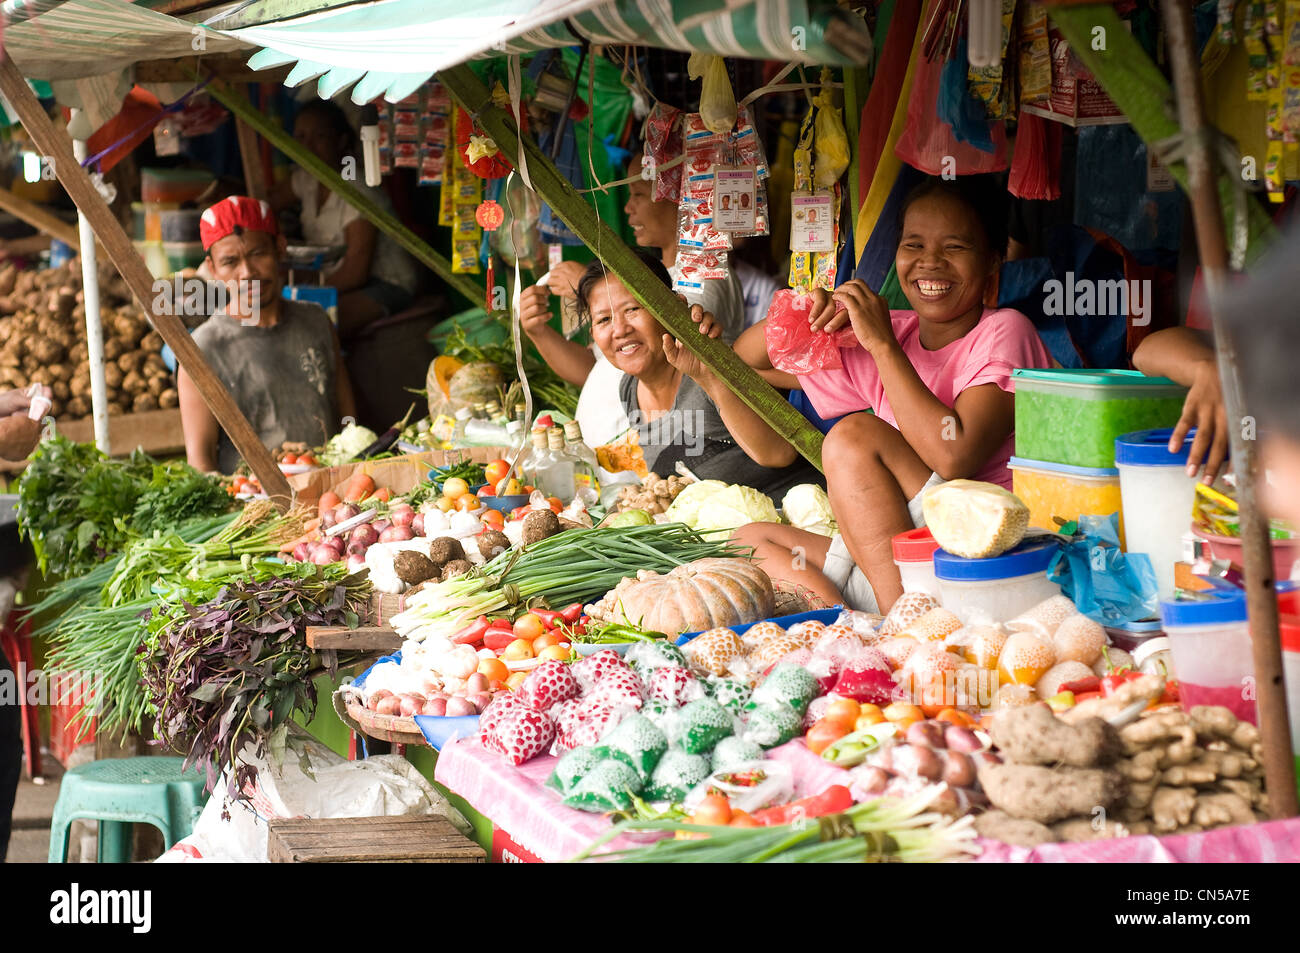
[209,0,872,103]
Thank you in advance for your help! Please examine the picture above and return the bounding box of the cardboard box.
[289,446,513,509]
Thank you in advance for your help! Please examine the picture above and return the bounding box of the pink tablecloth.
[435,738,1300,863]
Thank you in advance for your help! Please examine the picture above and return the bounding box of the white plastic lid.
[1131,636,1171,667]
[454,407,472,420]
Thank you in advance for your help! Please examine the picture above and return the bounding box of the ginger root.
[1161,750,1256,787]
[1189,706,1259,750]
[1150,786,1198,834]
[1119,711,1197,764]
[973,810,1056,848]
[1052,816,1135,842]
[1192,792,1256,829]
[977,763,1124,825]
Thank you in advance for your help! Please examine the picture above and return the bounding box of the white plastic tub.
[892,527,941,598]
[1160,593,1256,725]
[933,538,1062,624]
[1116,428,1202,599]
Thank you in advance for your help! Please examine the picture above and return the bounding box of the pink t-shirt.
[797,308,1054,489]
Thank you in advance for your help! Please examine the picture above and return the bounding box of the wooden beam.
[306,625,402,652]
[0,53,295,510]
[438,64,826,471]
[0,186,79,247]
[1160,0,1297,820]
[201,73,486,307]
[134,56,292,84]
[236,115,269,201]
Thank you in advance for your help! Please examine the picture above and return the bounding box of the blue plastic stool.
[48,757,210,863]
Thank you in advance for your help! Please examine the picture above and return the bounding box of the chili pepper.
[532,608,565,630]
[1158,680,1181,704]
[483,620,516,651]
[560,603,584,625]
[1060,675,1102,695]
[750,784,854,826]
[1073,691,1104,703]
[451,615,490,645]
[1101,670,1143,697]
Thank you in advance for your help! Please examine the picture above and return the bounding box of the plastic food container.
[140,167,214,204]
[1103,618,1164,654]
[1008,456,1124,544]
[162,240,205,271]
[1191,526,1300,583]
[1116,428,1202,599]
[933,537,1063,624]
[892,527,941,598]
[1013,369,1186,468]
[1159,593,1257,725]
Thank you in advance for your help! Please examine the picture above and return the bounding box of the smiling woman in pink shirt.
[735,177,1053,614]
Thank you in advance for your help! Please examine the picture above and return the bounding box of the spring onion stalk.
[568,785,979,864]
[391,524,744,642]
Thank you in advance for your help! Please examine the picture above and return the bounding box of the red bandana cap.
[200,195,278,251]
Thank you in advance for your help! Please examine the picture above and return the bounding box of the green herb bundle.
[442,322,579,417]
[130,460,233,535]
[138,564,371,792]
[392,524,744,642]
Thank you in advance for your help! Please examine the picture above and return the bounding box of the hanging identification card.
[1146,149,1175,193]
[790,191,835,252]
[714,166,757,232]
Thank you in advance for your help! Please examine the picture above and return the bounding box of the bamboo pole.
[0,54,294,511]
[199,73,484,307]
[71,124,110,454]
[438,64,826,471]
[1160,0,1297,819]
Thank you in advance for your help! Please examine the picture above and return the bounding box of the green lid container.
[1012,368,1186,469]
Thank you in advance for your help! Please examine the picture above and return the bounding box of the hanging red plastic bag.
[456,98,529,179]
[894,48,1007,175]
[763,289,859,375]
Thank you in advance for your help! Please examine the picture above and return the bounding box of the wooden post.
[0,186,80,247]
[1160,0,1297,819]
[236,115,269,201]
[438,64,826,471]
[201,73,485,307]
[0,54,294,510]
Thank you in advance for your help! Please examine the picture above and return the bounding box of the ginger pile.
[974,692,1267,847]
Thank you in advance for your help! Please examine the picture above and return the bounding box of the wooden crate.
[268,815,485,863]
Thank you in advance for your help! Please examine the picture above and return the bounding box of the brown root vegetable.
[1191,792,1256,830]
[51,380,69,401]
[158,388,179,409]
[1051,816,1134,842]
[1118,710,1197,763]
[102,337,124,360]
[48,398,64,418]
[47,362,70,382]
[141,330,164,352]
[476,530,510,561]
[426,536,465,565]
[69,341,89,364]
[989,704,1120,767]
[521,508,562,545]
[1150,786,1198,833]
[117,350,146,375]
[66,396,90,418]
[1161,750,1256,786]
[132,393,158,412]
[147,375,165,397]
[30,336,63,363]
[976,762,1123,824]
[103,364,123,388]
[122,370,146,395]
[143,354,167,376]
[972,810,1056,848]
[0,264,15,296]
[393,550,439,585]
[114,313,146,345]
[1188,706,1260,750]
[108,401,126,416]
[441,559,473,580]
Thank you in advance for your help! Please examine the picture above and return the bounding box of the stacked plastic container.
[133,168,214,278]
[1010,369,1186,538]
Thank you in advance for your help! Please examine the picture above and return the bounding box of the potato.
[132,393,157,412]
[117,350,145,374]
[122,370,145,395]
[51,380,69,401]
[66,396,89,418]
[107,401,125,416]
[146,375,164,397]
[141,331,164,352]
[158,387,178,409]
[48,398,64,418]
[102,337,124,360]
[69,342,89,364]
[30,336,63,363]
[103,364,123,388]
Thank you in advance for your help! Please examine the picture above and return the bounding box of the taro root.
[393,550,439,585]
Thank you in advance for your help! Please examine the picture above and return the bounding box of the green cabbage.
[666,480,779,534]
[782,484,837,537]
[319,423,379,466]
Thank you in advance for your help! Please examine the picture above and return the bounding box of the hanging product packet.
[418,81,452,186]
[764,289,858,374]
[968,0,1019,119]
[644,102,684,202]
[687,52,738,135]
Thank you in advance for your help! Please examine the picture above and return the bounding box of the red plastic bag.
[894,48,1007,175]
[763,289,859,375]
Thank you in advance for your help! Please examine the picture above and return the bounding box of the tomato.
[854,710,886,731]
[882,701,924,724]
[546,497,563,513]
[484,459,511,487]
[691,793,732,827]
[509,506,531,520]
[297,453,318,466]
[442,477,470,500]
[513,613,546,641]
[729,811,760,828]
[477,658,509,682]
[436,497,455,512]
[501,639,534,661]
[823,697,861,728]
[537,645,570,661]
[454,494,480,512]
[477,484,496,497]
[532,632,564,652]
[805,718,850,755]
[935,708,975,728]
[281,453,299,465]
[480,509,505,529]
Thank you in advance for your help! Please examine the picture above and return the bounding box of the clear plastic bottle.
[505,419,525,453]
[450,407,473,446]
[563,419,600,496]
[540,427,577,500]
[485,401,508,427]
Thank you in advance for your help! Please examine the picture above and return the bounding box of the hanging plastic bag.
[763,289,858,374]
[937,37,997,153]
[687,52,737,135]
[1046,514,1160,626]
[895,44,1008,175]
[812,86,850,189]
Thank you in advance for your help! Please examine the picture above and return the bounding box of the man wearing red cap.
[180,195,355,473]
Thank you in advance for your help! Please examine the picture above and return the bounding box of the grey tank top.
[191,299,339,474]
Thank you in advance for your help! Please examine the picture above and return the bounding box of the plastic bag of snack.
[643,749,711,802]
[683,626,745,677]
[546,746,607,795]
[672,697,736,754]
[710,736,766,772]
[750,663,820,714]
[592,713,668,782]
[561,758,644,813]
[763,289,858,375]
[683,760,794,814]
[742,703,803,748]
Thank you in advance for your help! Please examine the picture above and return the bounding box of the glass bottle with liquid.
[521,428,550,487]
[540,426,577,500]
[563,420,600,496]
[451,407,473,445]
[485,401,508,427]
